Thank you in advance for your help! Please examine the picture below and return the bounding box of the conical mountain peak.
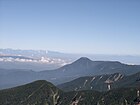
[74,57,93,64]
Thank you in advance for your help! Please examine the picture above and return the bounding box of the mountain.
[0,80,140,105]
[98,87,140,105]
[60,90,101,105]
[0,80,62,105]
[40,57,140,84]
[57,73,124,92]
[50,57,140,76]
[58,72,140,92]
[0,57,140,89]
[61,87,140,105]
[0,80,101,105]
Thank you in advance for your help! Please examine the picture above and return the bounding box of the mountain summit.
[73,57,93,63]
[68,57,94,70]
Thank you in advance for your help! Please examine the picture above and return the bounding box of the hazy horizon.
[1,48,140,56]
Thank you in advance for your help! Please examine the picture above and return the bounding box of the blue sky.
[0,0,140,55]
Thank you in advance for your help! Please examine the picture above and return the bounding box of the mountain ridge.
[0,80,140,105]
[58,71,140,92]
[0,57,140,89]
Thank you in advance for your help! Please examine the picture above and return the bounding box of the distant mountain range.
[0,50,70,71]
[0,57,140,89]
[1,48,140,71]
[0,80,140,105]
[0,48,74,59]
